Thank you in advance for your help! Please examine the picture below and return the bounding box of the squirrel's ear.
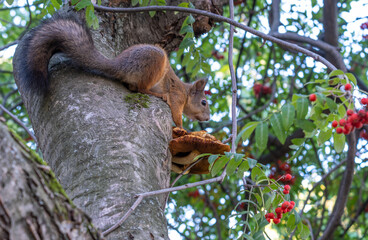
[191,79,207,93]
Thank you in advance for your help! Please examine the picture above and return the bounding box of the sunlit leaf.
[255,122,268,154]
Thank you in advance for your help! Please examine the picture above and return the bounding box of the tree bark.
[0,121,100,240]
[12,1,224,239]
[323,0,339,65]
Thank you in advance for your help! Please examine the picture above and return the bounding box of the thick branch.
[93,4,337,71]
[318,134,357,240]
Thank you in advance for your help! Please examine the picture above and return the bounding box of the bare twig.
[228,0,237,153]
[102,172,227,237]
[0,40,18,52]
[0,104,37,144]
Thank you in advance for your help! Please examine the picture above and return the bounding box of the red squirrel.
[15,11,210,128]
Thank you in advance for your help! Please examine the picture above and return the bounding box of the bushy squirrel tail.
[16,11,102,94]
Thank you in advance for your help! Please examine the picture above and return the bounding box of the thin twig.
[229,0,237,153]
[102,173,227,237]
[162,157,206,209]
[0,104,37,144]
[93,4,337,71]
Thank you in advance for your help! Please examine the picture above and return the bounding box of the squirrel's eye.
[201,100,207,106]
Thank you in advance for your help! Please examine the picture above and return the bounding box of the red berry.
[309,94,317,102]
[332,120,338,128]
[284,185,291,191]
[268,213,275,219]
[343,128,350,135]
[275,207,283,214]
[361,98,368,105]
[358,110,366,117]
[350,113,359,123]
[339,119,346,126]
[273,218,281,224]
[347,109,354,116]
[266,218,271,223]
[344,83,352,91]
[355,122,363,129]
[284,174,292,181]
[290,201,295,207]
[282,201,290,209]
[336,127,343,134]
[283,189,289,194]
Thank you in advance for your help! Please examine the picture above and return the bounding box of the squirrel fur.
[16,11,210,128]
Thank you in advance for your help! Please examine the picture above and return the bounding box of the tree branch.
[93,4,337,71]
[319,134,357,240]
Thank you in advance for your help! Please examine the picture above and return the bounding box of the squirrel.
[15,11,210,128]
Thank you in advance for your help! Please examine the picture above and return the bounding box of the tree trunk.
[12,1,224,239]
[0,121,100,240]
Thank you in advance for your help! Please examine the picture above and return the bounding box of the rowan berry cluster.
[309,82,368,135]
[269,161,296,185]
[264,174,295,224]
[265,200,295,224]
[332,107,368,135]
[253,83,272,98]
[309,84,353,103]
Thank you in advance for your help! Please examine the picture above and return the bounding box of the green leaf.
[149,11,157,17]
[132,0,139,6]
[291,138,305,146]
[333,132,345,153]
[180,25,194,34]
[237,161,250,178]
[247,158,258,168]
[251,167,262,182]
[328,69,344,78]
[338,104,346,117]
[294,210,301,225]
[201,62,211,74]
[178,2,189,7]
[287,214,296,233]
[270,113,286,144]
[281,103,295,130]
[6,0,14,5]
[182,52,192,67]
[226,158,242,176]
[211,156,228,176]
[345,73,357,86]
[326,98,337,113]
[264,192,276,210]
[298,222,311,239]
[179,38,195,49]
[295,119,316,132]
[255,122,268,154]
[317,129,332,145]
[50,0,61,9]
[208,154,219,165]
[296,98,309,119]
[156,0,166,5]
[186,14,195,24]
[234,153,245,162]
[74,0,92,10]
[235,121,260,146]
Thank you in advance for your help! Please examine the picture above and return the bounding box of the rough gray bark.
[12,1,224,239]
[0,121,100,240]
[14,54,173,239]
